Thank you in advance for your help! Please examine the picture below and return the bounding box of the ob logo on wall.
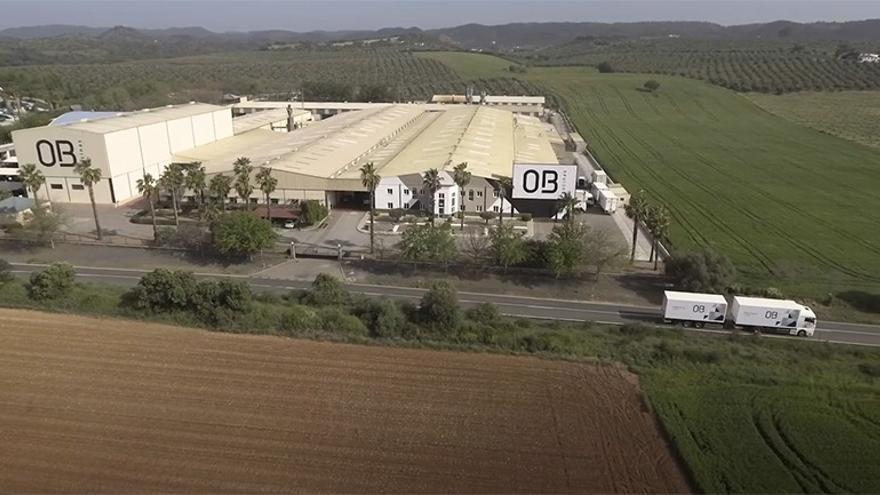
[36,139,78,168]
[512,164,577,200]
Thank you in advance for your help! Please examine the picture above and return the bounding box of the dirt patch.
[0,309,689,493]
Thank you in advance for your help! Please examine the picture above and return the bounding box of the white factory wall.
[212,110,234,138]
[167,117,196,153]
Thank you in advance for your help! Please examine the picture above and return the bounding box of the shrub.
[318,306,368,336]
[597,61,614,73]
[519,213,533,222]
[129,269,199,312]
[858,362,880,378]
[665,248,736,293]
[389,208,406,222]
[211,211,277,258]
[303,273,348,306]
[0,259,13,284]
[300,200,329,226]
[419,280,460,332]
[644,80,661,92]
[352,298,406,338]
[465,302,502,326]
[280,305,320,333]
[758,287,784,299]
[27,263,75,300]
[479,211,497,224]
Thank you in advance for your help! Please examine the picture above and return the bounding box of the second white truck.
[662,291,728,327]
[728,296,818,337]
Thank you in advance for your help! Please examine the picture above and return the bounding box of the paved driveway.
[279,210,370,252]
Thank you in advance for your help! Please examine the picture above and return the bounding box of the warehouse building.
[11,98,561,212]
[11,103,232,204]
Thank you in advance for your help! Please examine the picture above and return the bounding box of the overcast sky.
[1,1,879,32]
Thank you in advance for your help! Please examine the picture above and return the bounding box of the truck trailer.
[662,291,727,327]
[729,296,817,337]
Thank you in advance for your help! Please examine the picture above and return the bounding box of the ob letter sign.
[512,164,577,200]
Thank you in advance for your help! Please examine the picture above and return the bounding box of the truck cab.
[797,306,818,337]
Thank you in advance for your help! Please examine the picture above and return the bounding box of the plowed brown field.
[0,309,689,493]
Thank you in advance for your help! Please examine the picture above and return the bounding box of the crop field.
[0,309,688,493]
[526,39,880,94]
[748,91,880,150]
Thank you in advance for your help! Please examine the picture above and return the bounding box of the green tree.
[209,174,233,211]
[419,280,460,333]
[18,163,46,202]
[422,168,442,224]
[597,61,614,73]
[490,223,528,273]
[495,177,513,224]
[73,158,103,240]
[0,258,14,284]
[211,211,277,259]
[18,205,65,248]
[255,166,278,221]
[665,248,736,293]
[644,80,661,92]
[398,223,456,267]
[352,298,406,338]
[556,192,579,223]
[624,190,649,262]
[360,161,381,253]
[183,162,207,219]
[27,262,75,300]
[136,173,160,242]
[129,268,199,312]
[583,227,627,278]
[547,221,589,278]
[452,162,471,230]
[304,273,349,306]
[233,156,254,209]
[645,204,671,271]
[299,200,328,226]
[159,163,185,227]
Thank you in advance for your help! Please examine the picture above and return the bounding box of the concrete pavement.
[9,262,880,348]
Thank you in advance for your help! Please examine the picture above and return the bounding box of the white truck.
[728,296,818,337]
[662,291,727,327]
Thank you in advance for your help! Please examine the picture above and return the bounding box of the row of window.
[385,203,501,213]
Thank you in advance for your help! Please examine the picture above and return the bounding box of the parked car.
[283,220,297,229]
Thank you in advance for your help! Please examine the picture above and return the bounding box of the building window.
[477,191,483,197]
[493,206,499,212]
[229,197,237,204]
[387,202,394,209]
[493,190,499,198]
[249,198,258,204]
[476,205,483,212]
[438,193,444,199]
[271,198,279,205]
[387,188,394,195]
[50,184,63,190]
[468,190,474,200]
[71,184,84,191]
[403,189,409,195]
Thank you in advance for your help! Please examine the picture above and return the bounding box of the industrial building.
[10,96,561,214]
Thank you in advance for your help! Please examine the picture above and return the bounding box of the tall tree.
[209,174,233,211]
[624,190,649,262]
[359,161,381,253]
[233,156,254,209]
[646,204,671,271]
[557,192,579,223]
[490,223,527,274]
[18,163,46,203]
[422,168,441,225]
[255,166,279,223]
[452,162,471,230]
[136,173,160,241]
[547,221,589,278]
[184,162,207,220]
[159,163,185,227]
[73,158,103,241]
[495,177,513,225]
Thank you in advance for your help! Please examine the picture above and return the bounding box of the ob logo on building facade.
[512,164,577,200]
[36,139,78,167]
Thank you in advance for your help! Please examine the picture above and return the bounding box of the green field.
[416,50,517,79]
[421,52,880,295]
[748,91,880,150]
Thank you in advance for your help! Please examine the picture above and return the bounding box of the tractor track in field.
[592,86,611,114]
[613,87,639,118]
[640,91,665,117]
[772,412,853,494]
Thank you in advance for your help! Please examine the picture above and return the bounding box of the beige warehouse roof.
[514,115,560,165]
[60,103,226,134]
[232,107,311,134]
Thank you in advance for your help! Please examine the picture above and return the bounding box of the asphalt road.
[10,262,880,348]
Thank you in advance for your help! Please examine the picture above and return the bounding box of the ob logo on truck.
[36,139,78,167]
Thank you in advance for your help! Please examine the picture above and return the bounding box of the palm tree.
[136,173,160,241]
[557,192,579,223]
[184,162,207,219]
[422,168,441,225]
[452,162,471,230]
[255,166,279,222]
[209,174,233,211]
[159,163,185,227]
[233,156,254,209]
[624,190,649,262]
[18,163,46,202]
[646,204,671,271]
[494,177,513,226]
[359,162,381,253]
[73,158,103,241]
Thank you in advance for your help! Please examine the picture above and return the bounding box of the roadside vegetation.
[0,262,878,493]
